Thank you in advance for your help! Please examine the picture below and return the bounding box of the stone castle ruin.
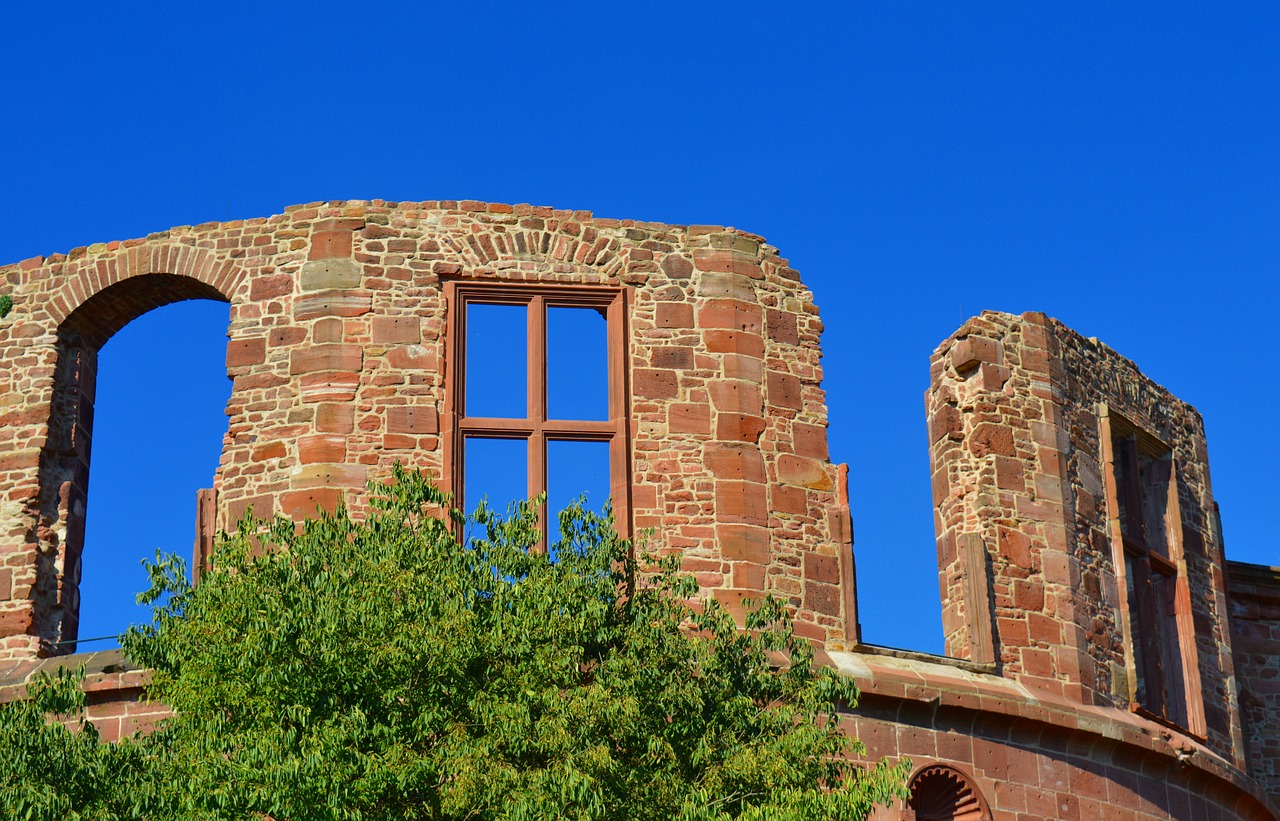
[1,201,1278,819]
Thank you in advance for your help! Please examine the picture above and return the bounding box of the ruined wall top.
[928,309,1242,766]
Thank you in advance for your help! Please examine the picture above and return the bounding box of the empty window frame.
[1100,407,1205,735]
[444,282,630,545]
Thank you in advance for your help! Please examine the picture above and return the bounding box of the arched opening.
[38,274,232,651]
[907,764,990,821]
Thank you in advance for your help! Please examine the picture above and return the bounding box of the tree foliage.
[0,468,908,819]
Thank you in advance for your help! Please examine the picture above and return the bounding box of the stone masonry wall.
[927,310,1242,766]
[1228,561,1280,801]
[845,654,1275,821]
[0,200,855,660]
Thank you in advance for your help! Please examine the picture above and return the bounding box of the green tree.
[1,468,908,819]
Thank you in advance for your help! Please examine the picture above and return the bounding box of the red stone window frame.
[442,281,632,546]
[1100,406,1206,738]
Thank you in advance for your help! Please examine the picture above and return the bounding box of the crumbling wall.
[928,311,1242,765]
[0,201,857,659]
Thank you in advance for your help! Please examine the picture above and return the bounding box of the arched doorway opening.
[38,274,232,651]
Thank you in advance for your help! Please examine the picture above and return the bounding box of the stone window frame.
[441,281,632,546]
[1099,405,1206,737]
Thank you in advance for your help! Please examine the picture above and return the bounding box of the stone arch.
[44,242,240,329]
[34,269,235,651]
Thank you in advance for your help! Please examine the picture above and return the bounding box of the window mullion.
[528,296,548,547]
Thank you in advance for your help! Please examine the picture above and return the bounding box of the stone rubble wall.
[0,200,854,660]
[1228,562,1280,801]
[928,310,1241,766]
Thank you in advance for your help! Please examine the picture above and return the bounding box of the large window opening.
[447,283,629,549]
[75,299,232,648]
[1102,408,1205,735]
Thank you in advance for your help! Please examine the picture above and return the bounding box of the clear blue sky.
[2,3,1277,653]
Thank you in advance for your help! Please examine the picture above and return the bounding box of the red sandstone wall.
[1229,561,1280,801]
[0,201,855,659]
[845,651,1276,820]
[927,311,1242,766]
[3,209,1278,819]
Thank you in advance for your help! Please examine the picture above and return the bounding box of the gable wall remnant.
[0,200,853,660]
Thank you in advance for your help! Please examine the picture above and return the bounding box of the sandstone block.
[793,422,828,460]
[300,371,361,402]
[300,258,361,291]
[766,371,803,410]
[316,403,354,433]
[660,254,693,280]
[709,380,763,416]
[695,271,758,303]
[998,527,1032,568]
[765,309,799,346]
[290,344,363,375]
[309,229,353,260]
[969,422,1015,457]
[250,274,294,301]
[298,435,347,464]
[952,336,1000,373]
[693,249,763,280]
[655,303,694,328]
[995,455,1024,490]
[634,368,678,400]
[371,316,421,344]
[704,330,764,358]
[716,353,758,383]
[292,463,367,489]
[697,299,762,332]
[704,442,766,483]
[652,346,694,370]
[294,291,372,320]
[717,523,770,564]
[388,406,438,434]
[715,412,766,443]
[804,582,842,617]
[387,345,435,370]
[804,553,840,585]
[669,403,710,434]
[226,337,266,368]
[777,455,833,491]
[715,481,768,526]
[280,488,345,518]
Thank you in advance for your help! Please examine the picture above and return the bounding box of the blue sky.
[2,3,1277,653]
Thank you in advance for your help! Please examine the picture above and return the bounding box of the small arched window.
[907,764,989,821]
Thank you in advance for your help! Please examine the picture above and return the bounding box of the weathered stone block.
[952,336,1000,373]
[387,406,438,434]
[300,258,361,291]
[290,344,364,375]
[226,337,266,368]
[372,316,421,344]
[292,463,366,489]
[655,303,694,329]
[717,523,770,564]
[777,455,833,491]
[704,442,766,483]
[309,229,353,261]
[668,403,710,434]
